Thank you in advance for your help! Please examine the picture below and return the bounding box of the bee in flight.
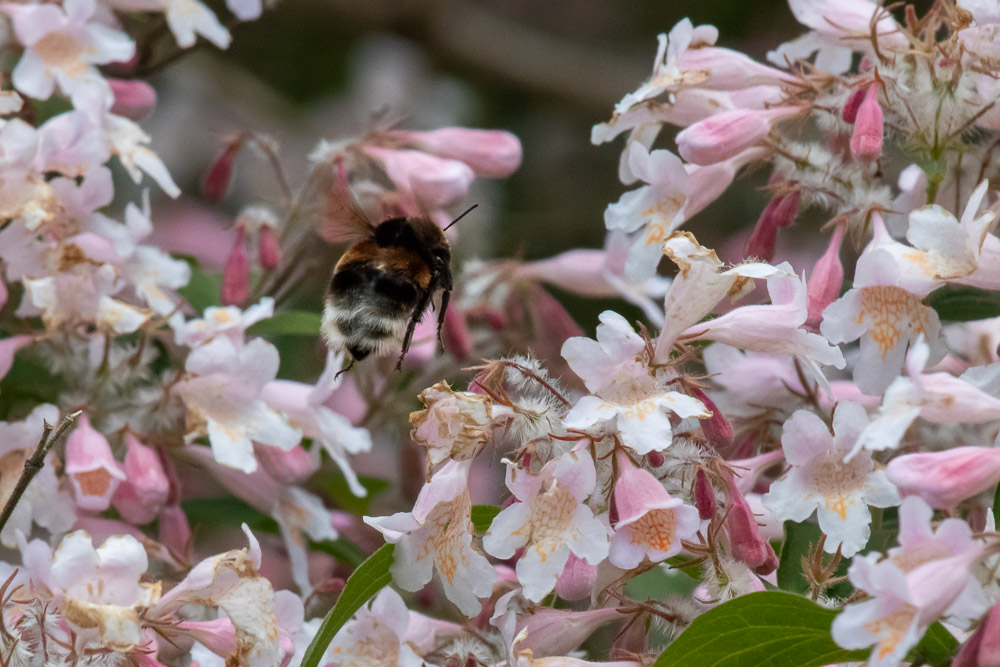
[321,186,475,372]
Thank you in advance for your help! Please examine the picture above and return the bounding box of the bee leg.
[436,289,451,354]
[334,357,355,379]
[396,290,433,371]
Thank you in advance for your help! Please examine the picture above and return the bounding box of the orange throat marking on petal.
[856,286,929,358]
[809,452,867,520]
[34,32,86,75]
[629,509,676,553]
[417,492,474,585]
[73,468,113,498]
[527,482,577,563]
[863,603,917,660]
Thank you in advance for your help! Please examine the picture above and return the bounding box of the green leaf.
[182,497,278,534]
[175,255,221,314]
[248,310,323,336]
[309,538,366,568]
[317,472,390,516]
[777,521,851,598]
[301,544,395,667]
[994,481,1000,530]
[910,622,959,667]
[653,591,869,667]
[471,504,500,532]
[925,286,1000,322]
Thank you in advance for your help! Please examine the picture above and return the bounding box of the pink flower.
[6,0,134,103]
[108,79,156,121]
[609,451,701,569]
[554,553,598,601]
[363,146,475,210]
[395,127,522,178]
[886,446,1000,510]
[850,85,884,162]
[762,403,899,557]
[365,460,495,616]
[805,225,845,330]
[65,413,127,512]
[111,434,170,525]
[483,451,610,602]
[676,106,803,165]
[221,227,249,305]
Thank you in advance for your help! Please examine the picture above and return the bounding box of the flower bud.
[695,468,717,519]
[257,224,281,270]
[178,619,237,658]
[772,190,800,228]
[442,305,473,362]
[744,197,782,261]
[0,334,32,382]
[0,279,6,310]
[646,450,665,467]
[691,388,733,449]
[886,446,1000,510]
[158,504,193,561]
[676,106,802,166]
[724,474,777,574]
[202,139,243,203]
[850,85,883,162]
[363,146,475,209]
[221,227,249,305]
[806,225,845,331]
[111,434,170,524]
[108,79,157,121]
[554,553,598,601]
[65,413,126,512]
[516,607,621,657]
[978,600,1000,667]
[841,87,866,123]
[257,443,317,485]
[396,128,523,178]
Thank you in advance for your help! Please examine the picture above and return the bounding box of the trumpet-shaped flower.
[365,460,495,616]
[483,450,610,602]
[562,310,708,455]
[762,403,900,557]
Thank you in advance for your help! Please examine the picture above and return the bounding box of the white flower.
[483,451,610,602]
[365,460,495,616]
[326,588,424,667]
[6,0,133,104]
[174,336,302,473]
[563,310,708,455]
[762,403,900,557]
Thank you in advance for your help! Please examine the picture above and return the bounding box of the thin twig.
[0,411,81,535]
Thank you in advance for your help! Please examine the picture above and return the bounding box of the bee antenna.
[443,204,478,231]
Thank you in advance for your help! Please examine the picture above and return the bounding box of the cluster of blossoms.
[5,0,1000,665]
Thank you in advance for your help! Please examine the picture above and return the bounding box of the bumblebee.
[323,214,455,369]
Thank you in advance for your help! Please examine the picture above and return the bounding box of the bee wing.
[304,162,376,244]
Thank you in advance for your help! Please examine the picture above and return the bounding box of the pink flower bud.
[695,469,717,519]
[0,335,32,382]
[646,450,665,467]
[554,553,598,601]
[221,227,249,305]
[442,305,473,361]
[744,198,781,261]
[0,279,6,310]
[177,619,236,658]
[111,434,170,525]
[159,504,193,561]
[363,146,475,209]
[886,446,1000,510]
[108,78,157,121]
[772,190,800,228]
[516,607,622,657]
[841,87,867,123]
[202,139,243,204]
[257,224,281,270]
[691,388,733,449]
[65,413,126,512]
[806,225,845,331]
[676,106,802,166]
[850,85,883,162]
[257,443,316,485]
[396,128,522,178]
[978,601,1000,667]
[724,474,777,574]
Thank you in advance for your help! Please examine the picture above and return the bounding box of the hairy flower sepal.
[483,450,610,602]
[364,459,495,616]
[562,310,708,455]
